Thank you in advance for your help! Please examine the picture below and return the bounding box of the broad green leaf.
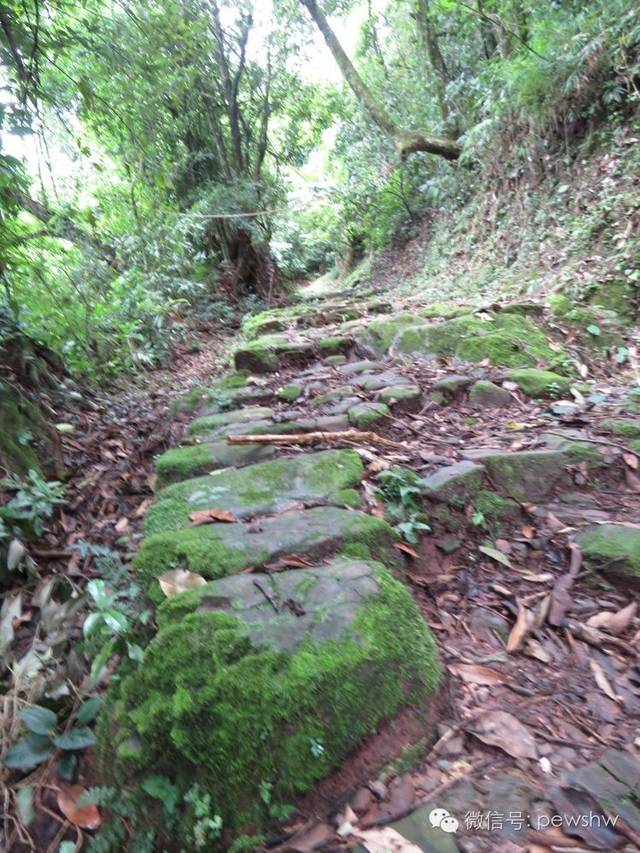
[4,734,53,769]
[53,727,97,751]
[76,697,103,726]
[16,786,35,826]
[56,752,78,781]
[20,705,58,735]
[478,545,512,568]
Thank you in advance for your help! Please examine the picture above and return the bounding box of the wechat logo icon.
[429,807,459,834]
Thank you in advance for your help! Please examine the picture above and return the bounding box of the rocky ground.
[5,277,640,852]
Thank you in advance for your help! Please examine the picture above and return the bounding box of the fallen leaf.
[507,600,532,653]
[56,784,102,830]
[394,542,418,558]
[448,663,505,685]
[623,452,639,470]
[135,497,153,517]
[522,524,535,539]
[158,569,207,597]
[469,710,537,759]
[115,517,129,534]
[7,539,27,571]
[478,545,512,568]
[548,543,582,626]
[587,601,637,636]
[524,639,552,663]
[278,554,315,568]
[0,592,22,659]
[189,508,236,525]
[495,539,512,554]
[589,658,620,702]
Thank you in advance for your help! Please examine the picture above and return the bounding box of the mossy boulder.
[339,360,385,376]
[171,373,255,415]
[135,506,397,596]
[354,313,418,356]
[276,383,303,403]
[378,384,422,412]
[462,449,569,501]
[474,490,520,521]
[576,524,640,582]
[468,381,512,408]
[421,461,485,508]
[394,314,563,368]
[144,449,364,534]
[548,296,624,350]
[434,375,473,397]
[506,368,572,399]
[600,418,640,438]
[353,370,405,391]
[188,406,274,437]
[348,401,390,429]
[155,442,275,487]
[98,558,441,834]
[233,335,313,374]
[310,385,356,407]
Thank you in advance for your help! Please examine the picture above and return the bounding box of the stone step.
[144,449,364,534]
[135,505,398,595]
[100,557,440,835]
[234,333,352,373]
[155,440,276,487]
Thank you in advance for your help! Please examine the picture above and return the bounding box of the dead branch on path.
[226,429,411,450]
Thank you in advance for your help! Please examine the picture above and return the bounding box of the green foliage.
[3,698,100,771]
[375,467,431,543]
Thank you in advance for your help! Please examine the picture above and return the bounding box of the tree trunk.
[299,0,461,161]
[415,0,459,138]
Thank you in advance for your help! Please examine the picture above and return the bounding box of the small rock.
[350,786,373,815]
[368,779,388,800]
[468,380,512,408]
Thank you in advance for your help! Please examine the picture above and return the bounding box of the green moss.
[589,281,635,320]
[548,294,572,317]
[277,384,303,402]
[311,385,355,406]
[379,385,422,406]
[577,524,640,579]
[548,296,624,350]
[506,368,571,398]
[347,402,390,429]
[417,303,470,320]
[156,445,212,486]
[565,443,607,469]
[0,382,49,475]
[600,418,640,438]
[474,490,519,520]
[355,312,418,354]
[99,561,441,834]
[144,450,364,534]
[188,406,273,437]
[171,374,249,415]
[395,313,562,368]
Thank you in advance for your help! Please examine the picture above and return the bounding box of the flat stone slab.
[155,441,275,487]
[104,557,440,833]
[506,368,571,398]
[421,461,485,507]
[144,449,364,534]
[234,334,352,374]
[338,360,386,376]
[195,413,351,442]
[576,523,640,582]
[135,505,397,591]
[461,449,568,501]
[352,370,405,391]
[188,406,274,437]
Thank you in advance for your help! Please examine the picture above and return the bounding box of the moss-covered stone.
[576,524,640,581]
[339,360,384,376]
[135,506,397,596]
[468,380,512,408]
[310,385,356,407]
[462,449,568,501]
[0,382,48,475]
[378,384,422,412]
[354,313,418,355]
[474,490,519,520]
[188,406,274,437]
[98,558,440,833]
[171,373,250,415]
[548,296,624,350]
[144,449,364,534]
[394,313,562,368]
[317,335,351,354]
[421,461,485,508]
[348,402,390,429]
[155,442,276,487]
[600,418,640,438]
[233,335,310,374]
[434,375,472,397]
[417,303,471,320]
[588,281,636,320]
[506,368,572,399]
[323,354,347,365]
[276,383,303,403]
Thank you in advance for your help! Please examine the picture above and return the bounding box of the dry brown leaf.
[521,524,535,539]
[278,554,315,568]
[448,663,505,685]
[623,452,639,470]
[394,542,418,558]
[57,784,102,830]
[586,601,637,636]
[189,508,237,525]
[524,639,552,663]
[115,517,129,534]
[469,709,537,759]
[158,569,207,597]
[507,600,532,653]
[589,658,619,702]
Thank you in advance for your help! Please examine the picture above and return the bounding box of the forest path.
[128,278,640,851]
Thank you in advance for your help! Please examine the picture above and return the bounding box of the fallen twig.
[226,429,411,450]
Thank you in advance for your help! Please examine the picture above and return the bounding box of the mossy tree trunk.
[299,0,462,162]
